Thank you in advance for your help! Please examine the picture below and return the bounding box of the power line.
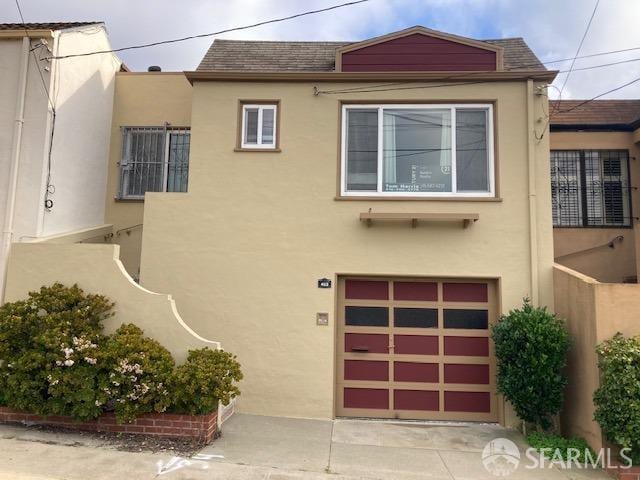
[46,0,372,61]
[554,0,600,114]
[552,75,640,115]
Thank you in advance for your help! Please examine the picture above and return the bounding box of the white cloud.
[4,0,639,98]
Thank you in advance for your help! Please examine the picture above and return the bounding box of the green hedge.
[0,284,242,423]
[491,300,570,430]
[594,333,640,465]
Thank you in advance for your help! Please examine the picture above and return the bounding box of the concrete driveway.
[0,413,612,479]
[197,414,610,480]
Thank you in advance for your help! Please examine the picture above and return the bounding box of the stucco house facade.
[0,22,121,299]
[96,26,558,424]
[550,100,640,283]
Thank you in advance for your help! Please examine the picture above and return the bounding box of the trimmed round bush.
[101,324,174,423]
[170,348,242,415]
[0,283,113,418]
[594,333,640,465]
[491,300,570,430]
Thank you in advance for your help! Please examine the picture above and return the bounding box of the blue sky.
[4,0,640,99]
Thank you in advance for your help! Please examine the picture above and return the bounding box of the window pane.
[456,109,489,192]
[261,108,275,145]
[244,108,259,144]
[345,306,389,327]
[346,109,378,191]
[550,151,582,226]
[167,132,190,193]
[122,129,165,197]
[383,109,452,193]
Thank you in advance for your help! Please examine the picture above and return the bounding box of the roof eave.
[185,70,558,85]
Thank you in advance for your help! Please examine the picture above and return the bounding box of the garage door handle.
[351,346,369,352]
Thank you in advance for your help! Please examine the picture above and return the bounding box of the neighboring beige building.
[0,22,121,300]
[100,26,558,424]
[550,100,640,283]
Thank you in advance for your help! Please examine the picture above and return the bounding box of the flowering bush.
[0,284,242,424]
[170,348,242,415]
[0,283,113,416]
[101,324,174,423]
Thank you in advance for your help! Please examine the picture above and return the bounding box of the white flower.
[37,308,48,318]
[50,379,59,386]
[63,359,74,367]
[55,360,63,366]
[30,303,37,310]
[95,400,102,406]
[84,357,97,365]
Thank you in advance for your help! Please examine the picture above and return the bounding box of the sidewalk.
[0,414,612,479]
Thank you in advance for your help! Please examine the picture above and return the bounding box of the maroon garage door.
[336,277,498,422]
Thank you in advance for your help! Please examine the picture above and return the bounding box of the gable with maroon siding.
[340,33,498,72]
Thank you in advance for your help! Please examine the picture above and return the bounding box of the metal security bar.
[118,126,190,199]
[551,150,632,227]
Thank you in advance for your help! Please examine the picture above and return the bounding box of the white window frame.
[241,104,278,149]
[340,104,495,198]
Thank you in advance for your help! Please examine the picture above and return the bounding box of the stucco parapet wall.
[4,243,220,362]
[22,224,114,244]
[553,263,600,284]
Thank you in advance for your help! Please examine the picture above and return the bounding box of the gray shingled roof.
[0,22,101,31]
[197,37,545,72]
[551,100,640,127]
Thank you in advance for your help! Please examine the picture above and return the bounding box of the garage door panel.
[394,390,439,411]
[345,280,389,300]
[337,277,497,422]
[444,391,492,413]
[444,336,490,357]
[344,388,389,409]
[394,335,439,355]
[345,333,388,353]
[442,283,488,302]
[345,306,389,327]
[394,362,439,383]
[344,360,389,381]
[443,309,488,329]
[444,364,490,385]
[394,307,438,328]
[393,281,438,301]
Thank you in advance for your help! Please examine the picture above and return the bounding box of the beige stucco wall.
[137,79,553,421]
[4,242,219,362]
[550,131,640,283]
[104,72,192,278]
[555,263,640,451]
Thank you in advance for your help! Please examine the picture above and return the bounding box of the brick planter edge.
[0,406,217,443]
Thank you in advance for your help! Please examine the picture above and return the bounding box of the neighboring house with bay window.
[103,26,557,424]
[550,100,640,283]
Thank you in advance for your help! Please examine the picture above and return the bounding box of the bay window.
[341,104,494,197]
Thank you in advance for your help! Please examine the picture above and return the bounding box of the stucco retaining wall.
[554,263,640,451]
[3,242,219,363]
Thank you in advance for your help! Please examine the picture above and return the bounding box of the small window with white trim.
[341,104,495,197]
[240,103,278,149]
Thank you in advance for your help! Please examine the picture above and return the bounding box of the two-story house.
[102,26,556,424]
[0,22,121,299]
[550,100,640,283]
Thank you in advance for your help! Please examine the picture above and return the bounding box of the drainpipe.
[526,79,539,306]
[0,37,30,303]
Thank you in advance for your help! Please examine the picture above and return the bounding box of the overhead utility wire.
[45,0,371,60]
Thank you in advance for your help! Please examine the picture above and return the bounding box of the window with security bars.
[118,127,190,199]
[550,150,631,227]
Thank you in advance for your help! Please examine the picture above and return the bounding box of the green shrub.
[491,300,570,430]
[170,348,242,415]
[0,283,113,417]
[527,432,594,463]
[594,333,640,465]
[101,324,174,423]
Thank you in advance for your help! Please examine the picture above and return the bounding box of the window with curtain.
[550,150,631,227]
[342,105,493,197]
[118,127,190,199]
